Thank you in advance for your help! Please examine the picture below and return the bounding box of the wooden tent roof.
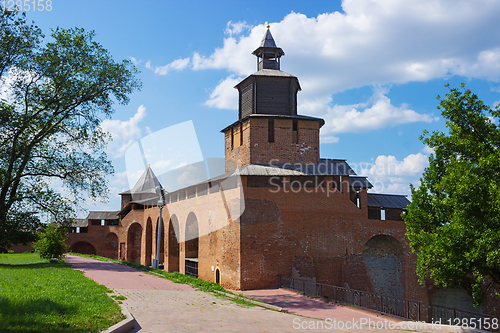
[252,28,285,58]
[119,166,161,195]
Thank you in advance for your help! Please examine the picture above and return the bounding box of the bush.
[33,223,68,260]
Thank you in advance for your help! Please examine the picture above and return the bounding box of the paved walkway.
[65,255,447,333]
[233,288,399,323]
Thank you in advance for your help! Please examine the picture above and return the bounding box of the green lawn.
[0,253,124,333]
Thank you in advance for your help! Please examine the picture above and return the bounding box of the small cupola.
[252,24,285,71]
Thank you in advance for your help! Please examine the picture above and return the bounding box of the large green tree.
[0,10,141,250]
[404,83,500,306]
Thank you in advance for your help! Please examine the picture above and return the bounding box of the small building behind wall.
[66,211,120,259]
[69,219,88,234]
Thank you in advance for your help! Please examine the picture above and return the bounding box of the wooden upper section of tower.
[223,27,324,171]
[235,27,302,119]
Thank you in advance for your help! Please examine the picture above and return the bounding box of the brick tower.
[222,27,325,171]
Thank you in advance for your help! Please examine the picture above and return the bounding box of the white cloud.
[421,145,435,155]
[204,75,242,110]
[165,0,500,134]
[0,67,46,104]
[320,88,435,139]
[191,34,257,74]
[225,21,250,36]
[320,135,340,144]
[100,105,147,158]
[152,159,171,170]
[190,1,500,87]
[176,170,201,188]
[82,185,122,215]
[110,171,129,187]
[172,162,187,170]
[0,68,18,102]
[130,57,142,66]
[357,152,429,195]
[133,1,500,139]
[152,57,190,75]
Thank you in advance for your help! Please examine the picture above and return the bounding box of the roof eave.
[220,114,325,133]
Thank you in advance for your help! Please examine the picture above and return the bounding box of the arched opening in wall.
[432,287,482,315]
[155,217,165,265]
[168,215,180,272]
[184,212,199,277]
[69,241,96,255]
[103,232,118,259]
[145,218,153,266]
[215,268,221,284]
[127,223,143,264]
[363,235,403,299]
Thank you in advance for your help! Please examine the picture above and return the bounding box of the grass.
[69,253,257,306]
[0,253,124,333]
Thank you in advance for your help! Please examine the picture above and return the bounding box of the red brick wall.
[224,118,320,171]
[160,185,242,289]
[484,282,500,317]
[66,175,500,317]
[67,224,122,258]
[69,174,428,304]
[238,177,428,303]
[225,120,251,171]
[6,243,33,253]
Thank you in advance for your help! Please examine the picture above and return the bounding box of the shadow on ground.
[0,298,86,333]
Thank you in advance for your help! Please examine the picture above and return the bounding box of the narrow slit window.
[239,122,243,146]
[292,119,298,143]
[268,118,274,143]
[231,126,234,150]
[381,209,386,220]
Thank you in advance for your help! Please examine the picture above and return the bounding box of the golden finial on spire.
[265,21,270,29]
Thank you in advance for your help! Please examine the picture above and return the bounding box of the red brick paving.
[234,288,401,324]
[66,255,192,291]
[65,255,441,332]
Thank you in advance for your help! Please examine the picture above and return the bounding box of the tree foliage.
[404,83,500,306]
[32,223,68,260]
[0,10,141,249]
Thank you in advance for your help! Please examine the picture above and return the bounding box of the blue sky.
[22,0,500,215]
